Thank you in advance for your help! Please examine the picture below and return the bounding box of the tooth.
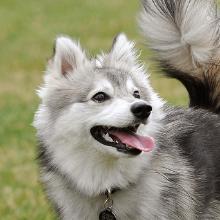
[126,144,131,149]
[104,133,112,142]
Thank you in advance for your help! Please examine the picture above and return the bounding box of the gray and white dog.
[34,0,220,219]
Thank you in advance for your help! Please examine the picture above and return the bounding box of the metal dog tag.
[99,208,116,220]
[99,189,117,220]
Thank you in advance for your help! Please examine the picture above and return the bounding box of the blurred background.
[0,0,188,219]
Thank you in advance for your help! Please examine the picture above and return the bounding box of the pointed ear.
[52,36,87,76]
[110,33,138,64]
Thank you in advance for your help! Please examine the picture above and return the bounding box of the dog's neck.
[47,138,151,197]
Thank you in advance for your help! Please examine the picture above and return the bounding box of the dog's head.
[34,34,164,158]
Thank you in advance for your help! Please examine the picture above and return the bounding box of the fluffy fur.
[139,0,220,113]
[34,0,220,219]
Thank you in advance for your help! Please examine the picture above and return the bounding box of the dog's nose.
[131,102,152,120]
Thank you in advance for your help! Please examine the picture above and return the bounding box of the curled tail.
[139,0,220,113]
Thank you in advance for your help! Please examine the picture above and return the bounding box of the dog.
[34,0,220,219]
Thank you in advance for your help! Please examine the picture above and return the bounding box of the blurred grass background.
[0,0,188,219]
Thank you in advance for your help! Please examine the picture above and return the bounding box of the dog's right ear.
[51,36,88,76]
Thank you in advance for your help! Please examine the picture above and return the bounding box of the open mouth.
[90,125,154,156]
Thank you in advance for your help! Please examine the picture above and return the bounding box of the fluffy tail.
[139,0,220,114]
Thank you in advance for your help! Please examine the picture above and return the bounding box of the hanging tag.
[99,208,117,220]
[99,189,117,220]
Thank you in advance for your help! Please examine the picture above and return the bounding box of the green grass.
[0,0,187,219]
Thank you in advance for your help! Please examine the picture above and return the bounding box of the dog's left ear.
[95,33,140,69]
[110,33,138,64]
[51,36,88,76]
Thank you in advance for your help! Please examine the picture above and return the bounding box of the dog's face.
[34,34,163,158]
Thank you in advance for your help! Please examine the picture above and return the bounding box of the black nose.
[131,102,152,120]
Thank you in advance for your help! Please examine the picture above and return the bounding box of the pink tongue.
[109,131,155,152]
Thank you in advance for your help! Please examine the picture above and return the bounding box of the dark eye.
[133,90,140,99]
[92,92,110,103]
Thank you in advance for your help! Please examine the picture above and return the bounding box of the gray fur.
[139,0,220,114]
[139,0,220,72]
